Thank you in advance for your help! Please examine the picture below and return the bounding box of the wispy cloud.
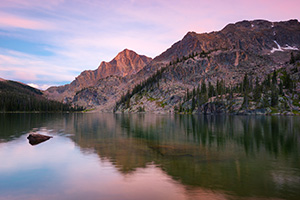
[0,12,54,30]
[0,49,75,84]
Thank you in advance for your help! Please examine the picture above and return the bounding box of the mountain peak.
[76,48,152,87]
[121,48,133,53]
[114,49,138,60]
[185,31,197,36]
[119,48,134,54]
[101,49,152,77]
[46,49,152,100]
[114,49,151,62]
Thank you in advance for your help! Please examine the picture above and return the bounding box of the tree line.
[114,50,299,113]
[176,66,297,113]
[0,81,84,112]
[114,66,167,111]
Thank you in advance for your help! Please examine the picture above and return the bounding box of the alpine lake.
[0,113,299,200]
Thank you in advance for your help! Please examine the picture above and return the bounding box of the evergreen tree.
[249,75,253,92]
[271,85,279,107]
[219,79,225,96]
[196,84,200,96]
[253,77,261,102]
[262,93,270,107]
[279,81,284,95]
[282,71,293,91]
[243,92,249,109]
[216,79,220,95]
[243,73,249,93]
[174,105,178,112]
[290,52,295,64]
[192,87,196,98]
[208,82,215,98]
[265,74,271,88]
[179,103,183,112]
[126,98,130,109]
[201,81,207,96]
[186,88,190,100]
[191,97,196,111]
[272,70,277,85]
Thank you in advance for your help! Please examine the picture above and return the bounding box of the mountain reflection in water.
[0,113,299,200]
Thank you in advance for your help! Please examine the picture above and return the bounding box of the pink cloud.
[14,71,37,81]
[0,12,54,30]
[0,52,75,84]
[0,0,64,10]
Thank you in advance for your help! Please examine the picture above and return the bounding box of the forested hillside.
[0,80,83,112]
[115,52,300,115]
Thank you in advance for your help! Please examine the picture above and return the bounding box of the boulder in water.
[27,133,52,146]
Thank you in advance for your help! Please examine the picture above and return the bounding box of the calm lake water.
[0,113,299,200]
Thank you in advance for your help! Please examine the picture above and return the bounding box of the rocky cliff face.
[123,19,300,96]
[72,75,127,111]
[45,49,152,102]
[114,19,300,113]
[47,19,300,112]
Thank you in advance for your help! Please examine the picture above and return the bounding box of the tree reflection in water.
[69,114,300,200]
[0,113,299,200]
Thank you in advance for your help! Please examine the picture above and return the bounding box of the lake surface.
[0,113,299,200]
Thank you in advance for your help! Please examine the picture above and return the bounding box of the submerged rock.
[27,133,52,146]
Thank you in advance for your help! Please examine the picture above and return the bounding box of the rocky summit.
[45,49,152,102]
[45,19,300,114]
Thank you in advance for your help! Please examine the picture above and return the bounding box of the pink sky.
[0,0,299,89]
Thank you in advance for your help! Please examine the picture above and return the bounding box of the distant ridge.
[154,19,300,62]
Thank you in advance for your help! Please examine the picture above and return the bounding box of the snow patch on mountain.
[270,41,298,53]
[282,44,299,51]
[271,41,283,53]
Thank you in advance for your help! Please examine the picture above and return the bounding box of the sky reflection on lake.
[0,113,299,200]
[0,128,225,200]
